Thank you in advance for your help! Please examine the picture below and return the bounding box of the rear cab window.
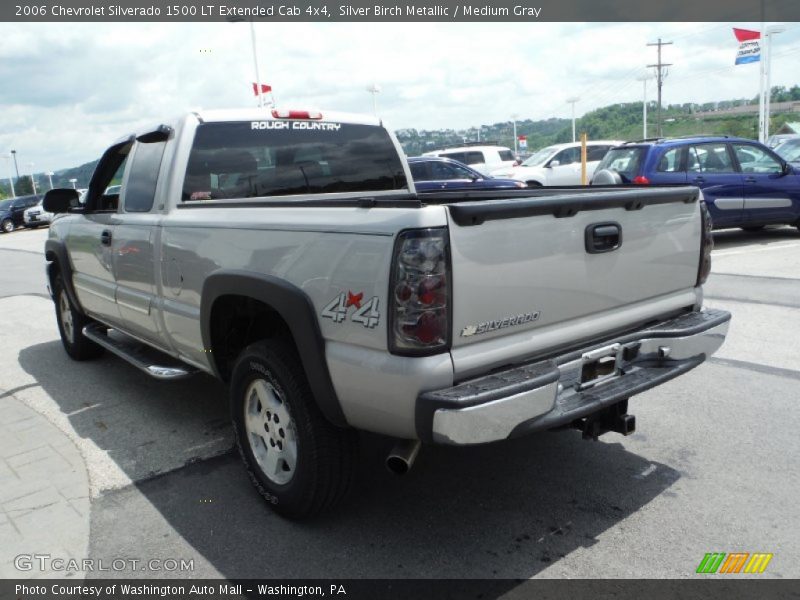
[182,121,408,201]
[595,147,646,182]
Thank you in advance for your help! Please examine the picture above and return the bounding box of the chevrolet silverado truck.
[43,109,730,518]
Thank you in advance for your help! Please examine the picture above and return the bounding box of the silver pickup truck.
[43,109,730,518]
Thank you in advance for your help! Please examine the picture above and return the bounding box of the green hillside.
[2,85,799,199]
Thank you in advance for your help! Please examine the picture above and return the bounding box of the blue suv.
[592,136,800,232]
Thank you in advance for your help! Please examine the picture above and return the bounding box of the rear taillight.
[697,199,713,285]
[271,109,322,120]
[632,175,650,185]
[389,228,451,355]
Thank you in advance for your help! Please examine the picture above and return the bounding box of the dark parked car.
[0,194,40,233]
[408,156,527,192]
[591,136,800,232]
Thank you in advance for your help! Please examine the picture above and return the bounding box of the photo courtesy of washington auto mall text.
[1,0,799,598]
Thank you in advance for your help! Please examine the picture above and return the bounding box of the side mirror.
[548,160,560,168]
[43,188,79,214]
[782,162,793,176]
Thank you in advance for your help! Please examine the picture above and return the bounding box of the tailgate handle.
[585,222,622,254]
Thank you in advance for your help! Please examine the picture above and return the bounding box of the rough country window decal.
[322,291,380,328]
[460,311,541,337]
[250,121,342,131]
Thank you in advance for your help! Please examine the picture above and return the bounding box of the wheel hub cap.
[59,291,75,344]
[244,378,297,485]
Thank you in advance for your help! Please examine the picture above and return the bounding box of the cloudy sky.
[1,21,799,174]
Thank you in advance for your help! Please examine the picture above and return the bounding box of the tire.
[230,339,358,519]
[526,180,543,187]
[741,225,765,232]
[1,219,14,233]
[53,274,104,360]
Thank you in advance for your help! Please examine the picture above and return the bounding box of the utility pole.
[647,38,673,137]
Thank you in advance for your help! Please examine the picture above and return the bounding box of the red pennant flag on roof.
[733,28,760,42]
[252,83,272,96]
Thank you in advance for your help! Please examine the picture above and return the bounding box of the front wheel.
[741,225,765,232]
[230,340,358,519]
[53,274,104,360]
[1,219,14,233]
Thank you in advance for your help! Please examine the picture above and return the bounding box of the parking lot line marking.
[713,241,800,257]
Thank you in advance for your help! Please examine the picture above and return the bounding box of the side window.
[731,144,783,174]
[409,162,429,180]
[451,163,477,178]
[554,147,579,165]
[465,151,485,165]
[688,144,734,173]
[88,145,131,212]
[430,162,459,180]
[498,149,515,162]
[657,147,683,172]
[123,141,167,212]
[586,146,610,161]
[441,152,467,164]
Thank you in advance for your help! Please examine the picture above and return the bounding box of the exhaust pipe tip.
[386,455,411,475]
[385,439,421,475]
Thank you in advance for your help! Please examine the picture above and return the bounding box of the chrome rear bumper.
[417,309,731,445]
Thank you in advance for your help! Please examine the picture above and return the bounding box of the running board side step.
[82,323,197,380]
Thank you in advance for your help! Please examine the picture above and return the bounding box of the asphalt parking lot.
[0,225,798,582]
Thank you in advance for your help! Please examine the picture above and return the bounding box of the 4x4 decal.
[322,291,380,328]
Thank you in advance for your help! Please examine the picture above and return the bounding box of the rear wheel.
[53,274,104,360]
[526,180,543,187]
[1,219,14,233]
[741,225,765,232]
[230,339,358,519]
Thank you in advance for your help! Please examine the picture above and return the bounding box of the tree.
[14,177,33,195]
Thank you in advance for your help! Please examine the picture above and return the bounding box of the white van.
[422,145,517,176]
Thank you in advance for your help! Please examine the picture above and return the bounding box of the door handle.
[744,176,756,183]
[101,230,112,246]
[585,222,622,254]
[692,176,705,184]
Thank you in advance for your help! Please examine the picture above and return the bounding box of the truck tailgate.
[444,187,702,377]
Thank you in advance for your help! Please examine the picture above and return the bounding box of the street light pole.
[566,97,579,142]
[366,83,381,117]
[27,162,37,195]
[511,113,519,154]
[2,155,15,198]
[46,171,55,190]
[69,178,77,189]
[10,150,20,181]
[636,74,652,139]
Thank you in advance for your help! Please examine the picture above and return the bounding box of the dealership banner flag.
[733,28,761,64]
